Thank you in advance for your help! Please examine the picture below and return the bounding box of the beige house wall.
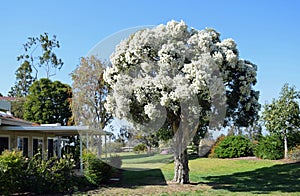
[0,130,56,158]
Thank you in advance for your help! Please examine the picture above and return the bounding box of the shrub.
[109,155,122,168]
[214,135,254,158]
[0,150,27,195]
[83,152,112,185]
[208,135,226,158]
[288,145,300,160]
[133,143,147,153]
[25,154,75,194]
[254,134,284,160]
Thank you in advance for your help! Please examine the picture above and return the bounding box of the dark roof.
[0,115,34,126]
[0,96,17,101]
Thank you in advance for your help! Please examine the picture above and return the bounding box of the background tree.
[10,97,27,119]
[104,21,259,183]
[23,78,72,125]
[17,32,63,79]
[8,61,34,97]
[71,56,113,155]
[0,93,2,97]
[262,83,300,159]
[71,55,112,129]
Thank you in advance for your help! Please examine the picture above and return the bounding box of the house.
[0,98,112,171]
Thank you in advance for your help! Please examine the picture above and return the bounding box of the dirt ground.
[83,182,211,195]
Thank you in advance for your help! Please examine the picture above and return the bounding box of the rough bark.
[173,148,189,184]
[172,119,190,184]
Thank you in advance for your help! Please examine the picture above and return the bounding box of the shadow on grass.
[202,162,300,194]
[114,168,167,188]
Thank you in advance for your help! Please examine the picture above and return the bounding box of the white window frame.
[17,136,29,156]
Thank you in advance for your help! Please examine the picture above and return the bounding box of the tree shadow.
[112,168,167,188]
[202,162,300,194]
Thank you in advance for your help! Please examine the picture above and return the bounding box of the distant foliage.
[133,144,147,153]
[214,135,254,158]
[254,135,284,160]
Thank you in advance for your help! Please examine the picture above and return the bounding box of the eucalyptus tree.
[104,20,259,183]
[71,56,112,130]
[9,33,63,97]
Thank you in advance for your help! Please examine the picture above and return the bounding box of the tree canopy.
[9,33,64,97]
[8,60,34,97]
[23,78,72,125]
[262,83,300,158]
[104,20,259,183]
[71,56,112,129]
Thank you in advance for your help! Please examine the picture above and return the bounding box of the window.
[0,136,9,154]
[33,138,43,157]
[17,137,29,157]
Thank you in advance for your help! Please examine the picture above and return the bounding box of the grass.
[117,152,173,170]
[80,154,300,195]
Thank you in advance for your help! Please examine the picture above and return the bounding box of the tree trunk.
[173,148,189,183]
[284,133,288,159]
[172,119,190,184]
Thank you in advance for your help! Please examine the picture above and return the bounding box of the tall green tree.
[71,56,112,129]
[262,83,300,159]
[8,61,34,97]
[23,78,72,125]
[104,21,260,183]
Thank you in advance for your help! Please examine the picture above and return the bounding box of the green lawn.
[104,154,299,195]
[85,153,300,195]
[116,152,173,170]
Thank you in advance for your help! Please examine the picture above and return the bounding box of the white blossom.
[104,20,257,131]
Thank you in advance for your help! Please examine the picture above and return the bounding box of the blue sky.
[0,0,299,106]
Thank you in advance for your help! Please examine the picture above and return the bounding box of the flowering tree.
[104,20,259,183]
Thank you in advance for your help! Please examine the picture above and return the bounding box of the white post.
[105,135,107,161]
[86,133,89,149]
[80,134,83,173]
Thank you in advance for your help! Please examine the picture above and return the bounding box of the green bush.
[83,152,112,185]
[214,135,253,158]
[109,155,122,168]
[133,143,147,153]
[25,154,75,194]
[0,150,75,194]
[254,134,284,160]
[0,150,27,195]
